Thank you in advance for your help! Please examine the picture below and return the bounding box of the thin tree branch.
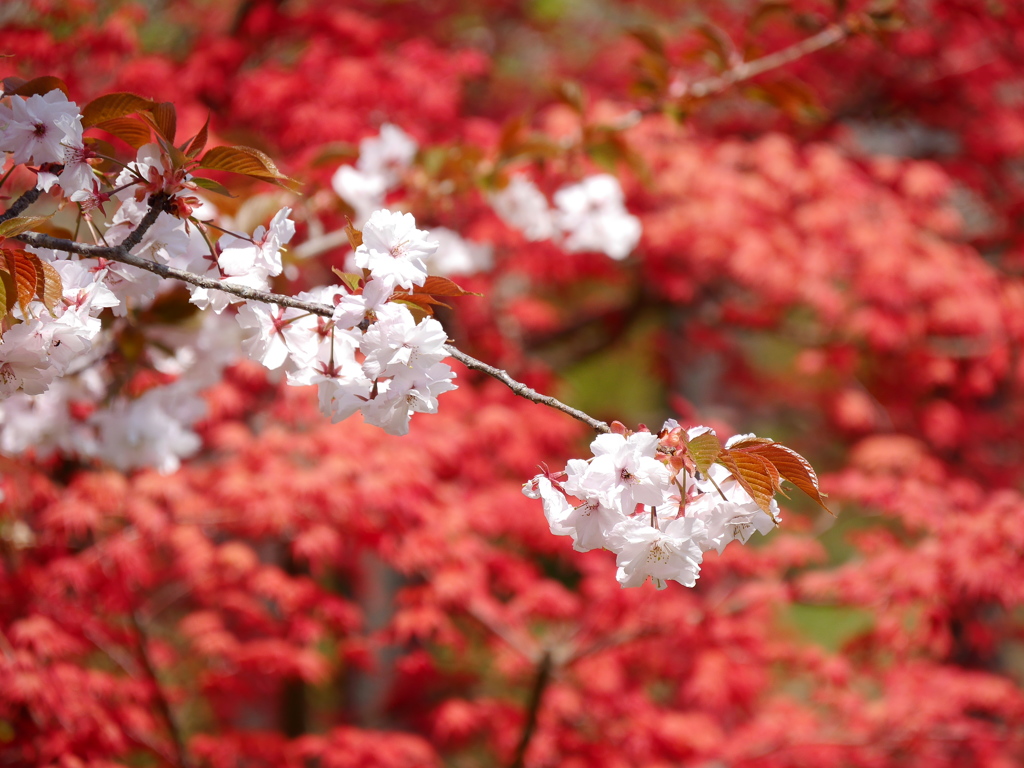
[0,187,43,223]
[17,215,611,433]
[443,346,610,433]
[683,22,849,99]
[130,610,193,768]
[508,649,554,768]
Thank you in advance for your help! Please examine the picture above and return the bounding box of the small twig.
[508,649,554,768]
[130,610,193,768]
[683,22,849,99]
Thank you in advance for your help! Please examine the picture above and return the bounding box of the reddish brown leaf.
[148,101,177,142]
[82,92,155,129]
[345,222,363,250]
[716,450,781,521]
[733,440,832,514]
[417,275,481,298]
[198,146,300,189]
[95,117,154,150]
[185,114,211,158]
[9,76,70,99]
[27,254,63,315]
[3,249,39,313]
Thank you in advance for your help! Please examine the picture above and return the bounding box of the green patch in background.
[556,315,665,430]
[786,603,875,652]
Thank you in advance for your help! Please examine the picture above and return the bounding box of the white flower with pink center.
[355,209,437,290]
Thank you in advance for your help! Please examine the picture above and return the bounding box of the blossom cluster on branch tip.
[524,423,782,590]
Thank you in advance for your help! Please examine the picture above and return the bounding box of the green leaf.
[0,215,53,239]
[684,430,722,475]
[331,268,362,293]
[190,175,235,197]
[82,92,156,129]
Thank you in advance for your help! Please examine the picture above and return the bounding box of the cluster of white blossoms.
[0,88,95,198]
[0,84,811,591]
[235,208,456,436]
[332,124,493,276]
[523,423,779,590]
[491,172,642,260]
[0,89,284,468]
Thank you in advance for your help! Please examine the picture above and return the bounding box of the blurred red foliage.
[2,0,1024,766]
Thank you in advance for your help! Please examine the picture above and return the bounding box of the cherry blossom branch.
[17,218,611,433]
[442,346,610,433]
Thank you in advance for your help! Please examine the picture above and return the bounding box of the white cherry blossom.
[0,89,81,166]
[354,209,437,290]
[490,174,557,241]
[553,174,641,260]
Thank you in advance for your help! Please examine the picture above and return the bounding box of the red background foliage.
[2,0,1024,766]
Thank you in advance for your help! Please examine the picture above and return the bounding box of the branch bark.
[130,610,194,768]
[508,649,554,768]
[17,209,611,434]
[683,22,849,99]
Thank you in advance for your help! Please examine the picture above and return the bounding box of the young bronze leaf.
[684,430,723,475]
[185,114,211,158]
[716,450,781,522]
[28,255,63,315]
[3,250,39,313]
[198,146,300,188]
[345,222,363,250]
[148,101,177,143]
[737,441,832,514]
[418,275,482,298]
[0,267,14,318]
[392,291,451,311]
[331,268,363,293]
[0,215,53,239]
[10,76,70,98]
[82,93,156,129]
[95,117,154,150]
